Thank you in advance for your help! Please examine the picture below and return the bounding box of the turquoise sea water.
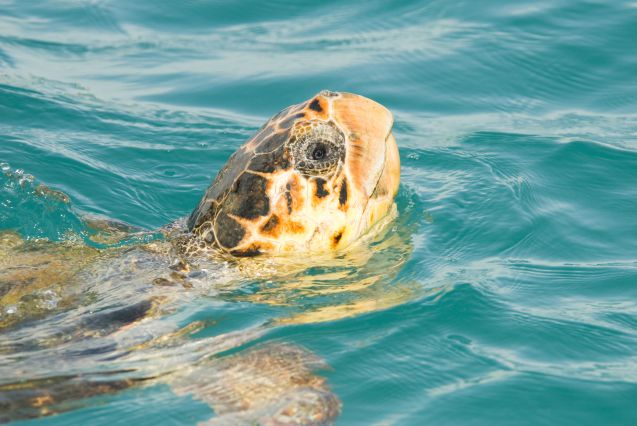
[2,0,637,424]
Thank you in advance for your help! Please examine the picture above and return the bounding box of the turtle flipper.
[171,343,341,425]
[201,388,340,426]
[0,373,150,422]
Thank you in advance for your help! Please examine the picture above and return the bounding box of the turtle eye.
[310,142,328,160]
[289,120,345,176]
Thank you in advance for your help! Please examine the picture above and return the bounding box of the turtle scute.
[187,102,305,239]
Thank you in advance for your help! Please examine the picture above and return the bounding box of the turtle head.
[187,90,399,257]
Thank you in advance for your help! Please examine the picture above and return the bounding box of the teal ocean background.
[2,0,637,425]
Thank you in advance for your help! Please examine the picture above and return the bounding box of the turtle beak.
[375,130,400,200]
[328,92,395,198]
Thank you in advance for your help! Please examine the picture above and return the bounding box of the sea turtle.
[0,91,405,424]
[183,89,399,257]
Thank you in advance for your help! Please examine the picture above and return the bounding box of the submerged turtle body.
[0,91,403,425]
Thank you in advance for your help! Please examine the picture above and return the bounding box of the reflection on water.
[235,206,424,325]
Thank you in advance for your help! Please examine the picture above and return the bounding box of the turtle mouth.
[352,124,394,236]
[369,126,395,196]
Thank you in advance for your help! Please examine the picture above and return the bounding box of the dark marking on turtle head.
[223,172,270,220]
[259,213,305,241]
[308,98,323,112]
[214,211,245,249]
[284,175,304,214]
[285,183,293,214]
[230,247,262,257]
[231,242,273,257]
[261,215,280,235]
[248,146,291,173]
[331,228,344,248]
[314,177,329,199]
[339,178,348,207]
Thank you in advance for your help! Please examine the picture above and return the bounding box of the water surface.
[2,0,637,424]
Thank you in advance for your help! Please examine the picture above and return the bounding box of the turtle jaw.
[330,93,394,200]
[327,93,398,246]
[357,130,400,239]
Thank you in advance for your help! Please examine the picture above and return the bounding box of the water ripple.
[2,0,637,424]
